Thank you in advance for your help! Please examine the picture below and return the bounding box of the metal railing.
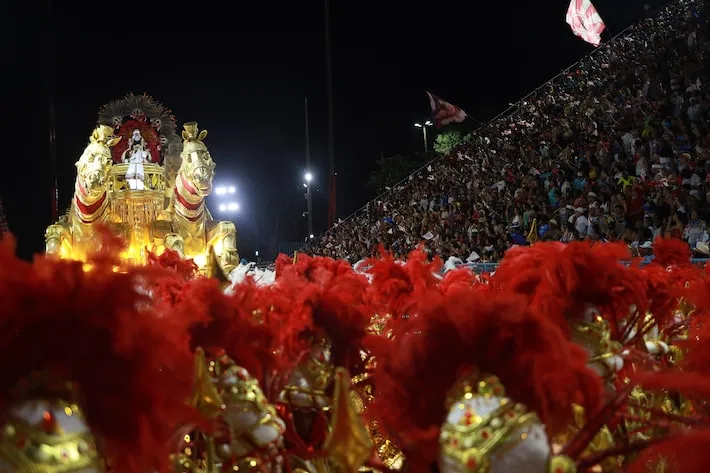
[455,258,710,274]
[303,0,686,253]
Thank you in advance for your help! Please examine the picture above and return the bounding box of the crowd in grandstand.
[308,0,710,264]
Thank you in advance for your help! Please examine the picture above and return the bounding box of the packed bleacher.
[307,0,710,265]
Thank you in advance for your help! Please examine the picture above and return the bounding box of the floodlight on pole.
[228,185,236,194]
[414,120,433,153]
[215,186,227,195]
[226,203,240,212]
[303,171,314,239]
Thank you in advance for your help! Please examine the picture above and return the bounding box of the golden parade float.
[44,93,239,273]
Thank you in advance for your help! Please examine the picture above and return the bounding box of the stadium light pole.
[304,172,313,239]
[414,120,433,153]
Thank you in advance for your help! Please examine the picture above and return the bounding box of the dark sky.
[6,0,666,260]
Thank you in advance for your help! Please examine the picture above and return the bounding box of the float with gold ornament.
[7,216,710,473]
[8,89,710,473]
[44,93,239,273]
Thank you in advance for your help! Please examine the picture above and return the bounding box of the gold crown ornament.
[180,349,286,473]
[439,375,576,473]
[571,317,624,383]
[279,335,334,411]
[0,392,101,473]
[181,123,210,156]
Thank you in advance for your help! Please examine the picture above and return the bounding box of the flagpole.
[47,0,58,223]
[325,0,336,228]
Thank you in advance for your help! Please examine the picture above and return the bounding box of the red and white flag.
[566,0,606,47]
[426,92,467,128]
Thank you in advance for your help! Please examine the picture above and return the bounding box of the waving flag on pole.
[426,92,467,128]
[566,0,606,46]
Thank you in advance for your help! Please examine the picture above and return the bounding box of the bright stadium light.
[228,185,236,194]
[218,204,227,211]
[215,186,227,195]
[227,203,240,212]
[305,172,313,182]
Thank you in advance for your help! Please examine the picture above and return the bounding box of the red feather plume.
[493,241,648,341]
[273,253,374,377]
[652,237,692,268]
[365,247,442,330]
[439,267,490,297]
[146,248,199,306]
[368,281,603,473]
[177,278,285,385]
[626,429,710,473]
[0,240,200,473]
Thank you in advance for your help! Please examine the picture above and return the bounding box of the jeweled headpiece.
[367,252,603,473]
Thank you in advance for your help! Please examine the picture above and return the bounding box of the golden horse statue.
[45,122,239,273]
[155,122,239,272]
[45,125,123,260]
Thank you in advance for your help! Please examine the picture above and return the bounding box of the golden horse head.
[75,125,121,197]
[180,122,216,197]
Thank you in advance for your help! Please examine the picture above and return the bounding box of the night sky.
[6,0,667,260]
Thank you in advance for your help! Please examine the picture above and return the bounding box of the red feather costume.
[0,236,200,473]
[367,269,602,473]
[270,253,376,461]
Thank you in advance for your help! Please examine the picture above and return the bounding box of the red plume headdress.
[0,240,199,473]
[493,241,651,342]
[368,278,603,472]
[273,253,374,377]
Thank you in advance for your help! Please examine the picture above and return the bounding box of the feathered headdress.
[367,280,603,473]
[0,238,200,473]
[146,247,200,307]
[272,252,374,377]
[492,241,651,343]
[623,316,710,473]
[364,247,443,332]
[98,93,181,165]
[176,278,284,385]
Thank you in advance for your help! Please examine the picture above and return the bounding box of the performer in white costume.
[122,129,152,189]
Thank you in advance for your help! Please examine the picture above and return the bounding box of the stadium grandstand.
[306,0,709,269]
